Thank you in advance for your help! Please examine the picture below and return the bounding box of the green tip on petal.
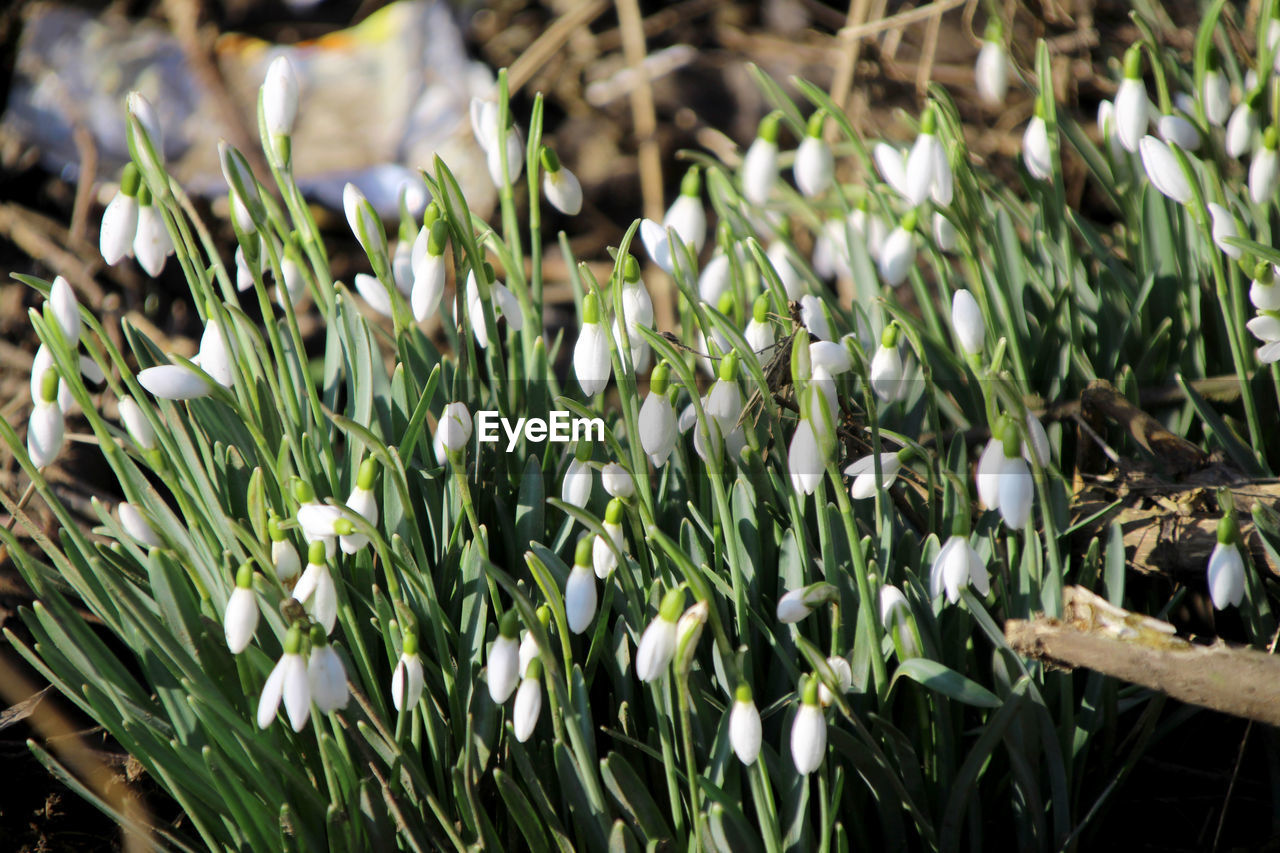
[1217,515,1238,545]
[650,361,670,395]
[357,458,378,490]
[499,610,520,639]
[735,682,753,703]
[718,350,740,381]
[120,163,141,197]
[680,167,701,198]
[403,631,419,656]
[801,674,820,706]
[293,479,315,503]
[805,110,826,138]
[574,535,594,567]
[920,105,937,135]
[624,255,640,282]
[283,624,304,655]
[540,146,561,173]
[605,497,625,524]
[428,221,449,255]
[758,112,781,144]
[752,293,770,323]
[1123,44,1143,80]
[307,540,327,565]
[38,368,60,404]
[659,587,686,622]
[582,291,601,324]
[235,562,255,589]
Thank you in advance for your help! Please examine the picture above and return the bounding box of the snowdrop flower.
[933,212,957,252]
[639,362,677,467]
[117,397,155,452]
[873,142,911,199]
[262,55,298,165]
[138,358,211,399]
[776,582,837,624]
[1157,114,1200,151]
[1203,55,1230,127]
[541,147,583,215]
[1096,100,1128,163]
[952,289,985,356]
[293,541,338,634]
[127,91,165,172]
[791,676,827,775]
[133,186,172,277]
[411,221,448,322]
[307,627,349,714]
[470,97,525,188]
[745,294,775,354]
[100,164,140,265]
[995,423,1035,529]
[46,277,80,346]
[975,21,1009,107]
[766,238,804,299]
[488,613,521,704]
[906,105,952,205]
[278,241,308,306]
[391,235,414,297]
[878,214,917,286]
[975,437,1004,509]
[594,499,626,578]
[565,537,598,635]
[845,451,905,500]
[434,402,472,462]
[257,625,309,731]
[869,324,905,402]
[26,371,64,469]
[296,501,349,547]
[800,294,832,341]
[614,257,654,371]
[600,462,634,499]
[353,273,394,318]
[513,659,543,742]
[674,600,708,676]
[930,535,990,603]
[729,684,762,765]
[1250,128,1280,205]
[1114,46,1150,153]
[1208,203,1242,259]
[461,266,524,349]
[1207,517,1245,610]
[663,167,707,255]
[742,113,780,205]
[1226,91,1262,159]
[339,459,379,554]
[343,182,388,266]
[119,502,162,547]
[809,340,852,375]
[1023,110,1052,181]
[392,633,424,711]
[1247,312,1280,363]
[879,584,919,656]
[705,351,743,440]
[224,563,259,654]
[1140,136,1193,204]
[698,249,733,305]
[561,449,593,508]
[268,517,302,586]
[788,418,824,496]
[816,656,852,707]
[1250,266,1280,313]
[636,587,685,682]
[794,110,834,196]
[519,625,541,678]
[196,314,235,388]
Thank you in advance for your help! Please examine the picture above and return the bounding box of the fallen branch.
[1006,587,1280,726]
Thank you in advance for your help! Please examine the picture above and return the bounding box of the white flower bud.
[729,686,762,765]
[1022,116,1052,181]
[262,55,299,138]
[952,289,985,355]
[119,501,163,547]
[308,642,349,713]
[513,665,542,742]
[1139,136,1192,203]
[930,535,990,603]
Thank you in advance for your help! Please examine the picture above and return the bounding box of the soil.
[0,0,1277,850]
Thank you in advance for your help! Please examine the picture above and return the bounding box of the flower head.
[392,633,425,711]
[729,683,762,765]
[488,612,521,704]
[636,588,684,682]
[224,563,259,654]
[257,625,310,731]
[790,676,827,775]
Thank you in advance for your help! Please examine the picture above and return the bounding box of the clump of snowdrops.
[7,7,1280,851]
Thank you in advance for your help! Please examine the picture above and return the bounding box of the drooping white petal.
[574,322,611,396]
[544,167,584,216]
[1157,115,1200,151]
[565,565,598,634]
[1114,78,1150,153]
[1139,136,1192,203]
[975,39,1010,106]
[281,654,311,731]
[133,205,172,277]
[663,195,707,254]
[138,365,212,400]
[198,318,235,388]
[100,194,138,265]
[952,289,985,355]
[308,645,349,713]
[354,273,395,318]
[392,654,425,711]
[794,136,834,197]
[1226,104,1258,159]
[1022,117,1052,181]
[869,345,904,402]
[26,401,64,469]
[1207,542,1245,609]
[873,143,910,198]
[119,502,163,547]
[729,698,762,765]
[224,587,259,653]
[788,419,823,496]
[976,438,1003,509]
[639,393,677,467]
[262,55,299,138]
[48,277,80,345]
[513,676,542,742]
[904,133,939,206]
[1208,203,1242,259]
[488,635,520,704]
[997,455,1034,529]
[561,457,593,508]
[1251,147,1280,205]
[877,227,915,286]
[742,137,779,205]
[635,617,677,682]
[790,703,827,775]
